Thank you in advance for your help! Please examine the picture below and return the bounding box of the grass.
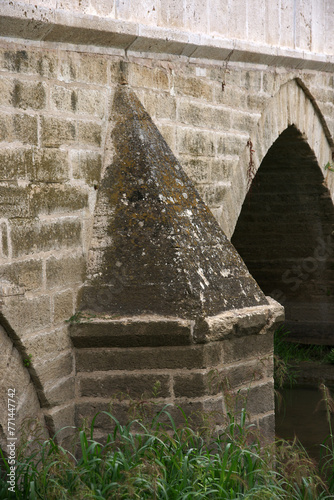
[2,329,334,499]
[1,392,334,499]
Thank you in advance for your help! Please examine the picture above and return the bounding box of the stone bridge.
[0,0,333,447]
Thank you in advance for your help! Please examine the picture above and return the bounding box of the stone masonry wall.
[0,34,333,438]
[2,0,334,56]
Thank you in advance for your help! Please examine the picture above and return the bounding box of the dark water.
[275,385,334,461]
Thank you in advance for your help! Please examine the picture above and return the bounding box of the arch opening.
[232,125,334,344]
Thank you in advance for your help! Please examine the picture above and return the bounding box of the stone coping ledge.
[0,1,333,71]
[69,296,284,348]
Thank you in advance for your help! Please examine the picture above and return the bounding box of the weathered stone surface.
[70,316,193,348]
[75,343,221,372]
[11,80,46,110]
[79,373,171,398]
[46,254,85,289]
[0,260,43,291]
[79,85,267,319]
[0,113,38,145]
[10,219,82,257]
[27,149,69,183]
[29,184,88,216]
[53,290,74,324]
[0,323,46,451]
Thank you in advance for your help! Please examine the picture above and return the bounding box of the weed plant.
[1,388,334,499]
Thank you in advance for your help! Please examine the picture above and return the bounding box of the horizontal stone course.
[79,373,171,398]
[29,184,88,216]
[70,317,194,348]
[10,218,82,257]
[75,343,221,371]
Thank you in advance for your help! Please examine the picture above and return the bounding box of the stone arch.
[0,312,46,453]
[231,81,334,343]
[228,78,334,237]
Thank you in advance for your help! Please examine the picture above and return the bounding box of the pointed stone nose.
[78,85,268,319]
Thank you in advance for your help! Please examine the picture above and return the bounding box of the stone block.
[89,0,115,16]
[59,52,108,85]
[232,110,260,132]
[46,254,85,289]
[78,373,171,399]
[0,222,9,257]
[75,343,221,372]
[77,120,102,147]
[0,185,30,217]
[71,150,102,186]
[128,64,169,91]
[22,327,72,363]
[216,132,247,156]
[11,80,46,110]
[221,333,273,364]
[10,218,82,257]
[215,84,248,109]
[34,351,74,387]
[0,260,43,291]
[238,382,275,416]
[50,85,76,112]
[27,148,69,183]
[2,49,57,78]
[0,113,38,145]
[29,184,88,216]
[169,400,209,428]
[53,289,74,324]
[208,0,229,36]
[181,157,211,184]
[257,412,275,442]
[173,372,208,398]
[44,403,75,443]
[76,88,107,119]
[0,343,30,399]
[174,75,213,101]
[70,317,193,348]
[178,100,232,130]
[213,358,269,391]
[51,85,106,119]
[75,401,130,429]
[140,91,176,120]
[240,71,263,93]
[177,127,215,157]
[159,0,185,29]
[0,76,14,107]
[184,0,208,32]
[155,123,176,151]
[2,295,51,335]
[0,148,27,181]
[42,376,75,408]
[211,158,237,182]
[41,116,76,147]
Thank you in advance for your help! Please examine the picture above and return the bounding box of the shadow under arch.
[0,313,46,453]
[227,78,334,240]
[232,124,334,344]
